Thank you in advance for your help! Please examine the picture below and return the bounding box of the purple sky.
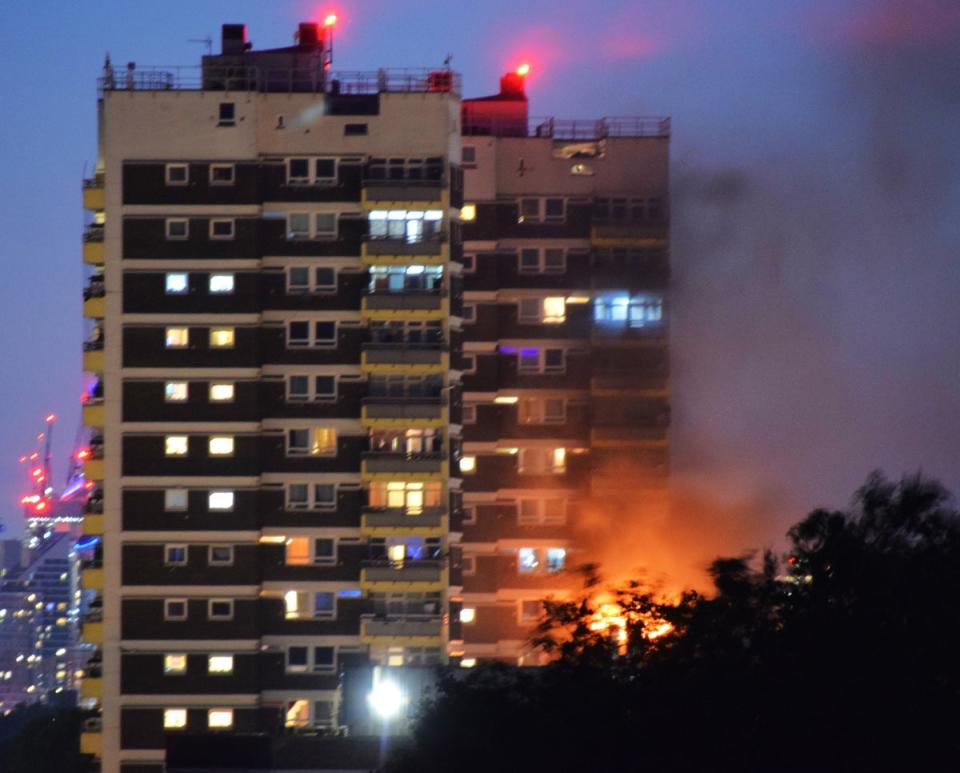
[0,0,956,552]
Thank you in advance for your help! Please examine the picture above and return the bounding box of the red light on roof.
[31,468,42,478]
[29,453,38,461]
[324,13,337,26]
[77,450,91,461]
[45,414,56,423]
[35,502,47,512]
[84,481,95,490]
[516,63,531,77]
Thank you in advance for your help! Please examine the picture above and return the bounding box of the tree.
[387,473,960,773]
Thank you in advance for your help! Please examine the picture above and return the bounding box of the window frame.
[165,164,189,186]
[165,218,189,240]
[207,598,234,621]
[209,164,235,185]
[164,544,188,567]
[164,598,188,621]
[208,219,235,241]
[208,545,234,566]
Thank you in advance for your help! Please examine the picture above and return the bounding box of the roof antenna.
[188,35,213,55]
[443,53,453,70]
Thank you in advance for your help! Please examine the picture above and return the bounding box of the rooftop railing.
[463,115,671,139]
[99,65,462,96]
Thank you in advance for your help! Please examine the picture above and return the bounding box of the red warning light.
[516,63,531,77]
[45,414,56,423]
[35,501,47,512]
[324,13,337,26]
[31,468,43,478]
[77,450,91,461]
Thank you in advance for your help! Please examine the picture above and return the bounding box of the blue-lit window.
[314,592,335,619]
[518,548,539,573]
[594,293,664,329]
[546,548,566,573]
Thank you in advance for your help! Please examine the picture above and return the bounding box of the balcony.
[362,453,445,478]
[362,239,447,265]
[83,513,104,535]
[82,400,105,429]
[361,506,444,535]
[362,180,444,209]
[590,424,668,448]
[361,398,444,428]
[361,345,447,373]
[360,559,444,589]
[362,291,444,317]
[83,339,104,373]
[83,224,105,264]
[81,620,103,643]
[83,175,105,211]
[80,726,102,756]
[83,279,105,319]
[360,615,443,645]
[80,676,102,701]
[591,220,668,247]
[82,564,104,591]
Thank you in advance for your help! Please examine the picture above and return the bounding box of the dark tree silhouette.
[387,472,960,773]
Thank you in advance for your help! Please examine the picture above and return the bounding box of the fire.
[589,599,674,650]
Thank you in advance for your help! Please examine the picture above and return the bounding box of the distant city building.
[79,20,669,772]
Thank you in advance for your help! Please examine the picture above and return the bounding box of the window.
[461,253,475,272]
[165,327,189,348]
[314,376,336,401]
[287,646,309,672]
[166,273,189,294]
[368,265,444,293]
[208,655,233,674]
[287,158,337,185]
[315,538,336,565]
[287,376,309,401]
[288,266,310,293]
[368,209,443,243]
[286,700,310,728]
[209,219,235,240]
[287,321,336,348]
[209,327,235,348]
[284,590,309,619]
[518,297,566,324]
[218,102,235,126]
[344,123,368,135]
[462,404,476,424]
[546,547,566,572]
[518,398,565,425]
[314,646,335,672]
[164,708,187,729]
[462,353,476,374]
[517,197,565,223]
[369,481,442,515]
[285,212,338,240]
[165,164,188,185]
[209,164,235,185]
[462,303,476,323]
[518,547,539,573]
[460,203,476,222]
[544,348,565,372]
[314,592,335,618]
[164,599,188,621]
[315,158,336,181]
[516,347,565,374]
[286,538,310,566]
[165,381,188,402]
[462,505,477,525]
[208,599,233,620]
[594,293,664,329]
[208,491,234,511]
[463,555,476,575]
[518,447,566,474]
[518,248,565,274]
[288,158,311,184]
[208,436,235,456]
[165,435,188,456]
[166,219,189,240]
[208,709,233,729]
[165,489,188,511]
[209,382,235,402]
[518,498,567,526]
[315,213,337,239]
[288,212,311,239]
[287,484,309,510]
[518,547,567,576]
[519,599,542,622]
[315,267,336,291]
[208,273,234,293]
[460,607,476,624]
[315,484,336,508]
[209,546,233,565]
[459,456,476,474]
[164,544,188,566]
[287,428,337,456]
[164,654,187,675]
[461,146,476,167]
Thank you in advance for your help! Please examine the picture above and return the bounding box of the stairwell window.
[164,544,188,566]
[164,489,188,511]
[208,655,234,674]
[164,654,187,675]
[164,708,187,729]
[208,491,234,511]
[218,102,235,127]
[209,546,233,565]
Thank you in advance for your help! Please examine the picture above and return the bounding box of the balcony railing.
[99,65,462,97]
[83,339,104,352]
[84,281,105,301]
[361,615,443,638]
[83,175,104,190]
[83,225,104,243]
[462,115,670,139]
[363,452,445,474]
[362,506,444,530]
[361,559,443,583]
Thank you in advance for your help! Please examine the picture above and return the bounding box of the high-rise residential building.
[78,22,668,772]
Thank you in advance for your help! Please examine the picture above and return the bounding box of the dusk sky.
[0,0,956,566]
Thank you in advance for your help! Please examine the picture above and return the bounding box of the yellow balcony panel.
[82,349,104,373]
[82,567,104,591]
[361,349,448,375]
[83,458,104,482]
[361,295,445,320]
[81,620,103,644]
[80,676,102,701]
[361,184,445,210]
[362,457,445,481]
[362,241,448,266]
[360,617,444,646]
[82,402,105,429]
[83,514,104,535]
[83,176,105,211]
[360,563,446,592]
[361,402,446,430]
[361,508,445,537]
[590,426,668,449]
[590,223,667,248]
[80,730,102,756]
[83,296,105,319]
[82,240,104,264]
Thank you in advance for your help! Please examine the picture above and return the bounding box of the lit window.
[459,607,476,624]
[166,219,189,240]
[208,273,235,293]
[543,297,566,324]
[312,428,337,456]
[165,382,188,402]
[518,548,539,573]
[165,327,189,348]
[209,220,235,240]
[459,456,476,474]
[286,537,311,566]
[553,447,567,473]
[284,590,307,619]
[286,699,310,728]
[460,204,476,222]
[164,654,187,675]
[208,490,234,511]
[165,436,188,456]
[164,708,187,729]
[164,489,188,511]
[209,327,235,348]
[208,436,234,456]
[208,709,233,728]
[208,655,233,674]
[546,547,566,573]
[164,545,188,566]
[165,273,189,294]
[209,382,235,402]
[519,599,542,622]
